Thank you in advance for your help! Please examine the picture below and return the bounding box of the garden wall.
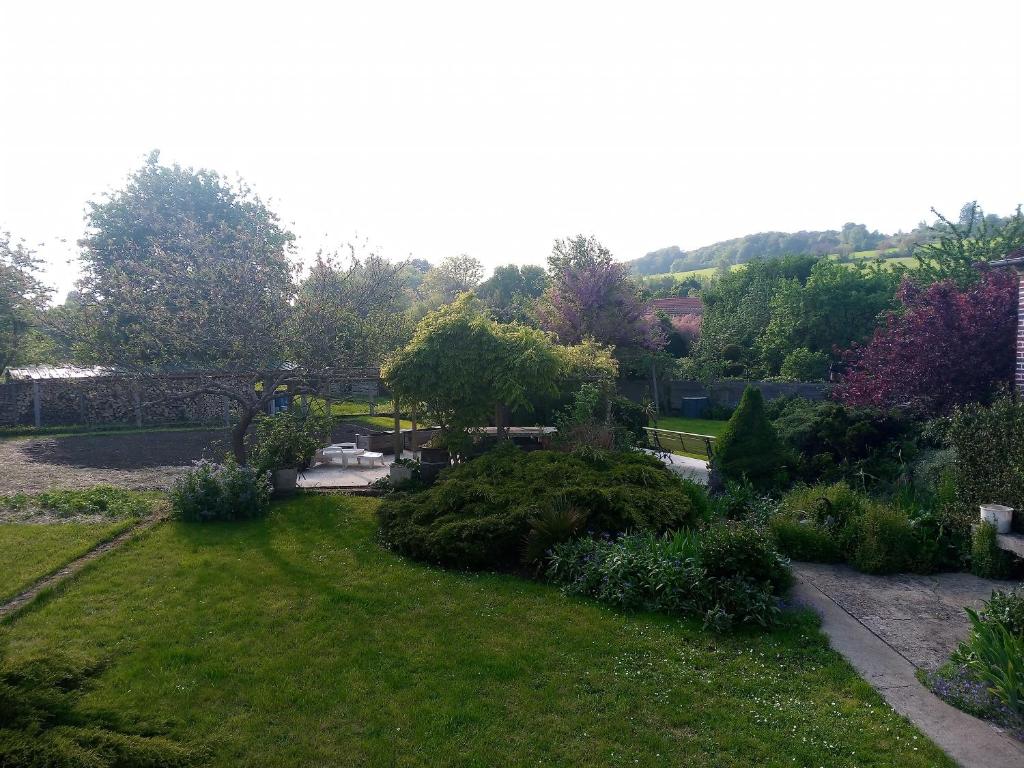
[0,375,243,428]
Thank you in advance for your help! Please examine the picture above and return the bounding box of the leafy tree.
[836,270,1016,415]
[75,151,295,370]
[712,386,789,491]
[915,202,1024,286]
[419,254,484,305]
[536,235,663,352]
[475,264,548,323]
[756,260,899,376]
[72,153,312,463]
[383,295,616,448]
[288,248,411,370]
[0,231,51,371]
[690,255,818,378]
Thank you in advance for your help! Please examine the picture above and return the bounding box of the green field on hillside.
[643,251,918,283]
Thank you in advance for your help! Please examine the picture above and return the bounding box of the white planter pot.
[390,464,414,483]
[980,504,1014,534]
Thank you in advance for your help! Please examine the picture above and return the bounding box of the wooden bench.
[643,427,716,460]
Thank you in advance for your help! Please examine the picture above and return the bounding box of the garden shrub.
[711,480,777,525]
[0,649,198,767]
[610,395,650,442]
[546,523,791,630]
[981,588,1024,636]
[843,503,924,574]
[767,397,918,488]
[250,410,331,475]
[970,522,1013,579]
[171,459,271,522]
[712,386,789,491]
[779,348,828,381]
[949,394,1024,533]
[955,608,1024,715]
[772,482,955,573]
[770,517,843,562]
[0,486,159,519]
[377,444,710,570]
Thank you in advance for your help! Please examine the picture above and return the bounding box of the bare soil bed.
[0,429,232,494]
[0,423,368,494]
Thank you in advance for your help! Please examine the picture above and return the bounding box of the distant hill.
[628,223,932,276]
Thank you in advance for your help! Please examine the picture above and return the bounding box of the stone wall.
[0,375,246,428]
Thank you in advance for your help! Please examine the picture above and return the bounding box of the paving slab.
[793,573,1024,768]
[796,561,1017,671]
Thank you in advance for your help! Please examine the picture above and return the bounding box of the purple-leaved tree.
[835,269,1017,415]
[535,235,664,352]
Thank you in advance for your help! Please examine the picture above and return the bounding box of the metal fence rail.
[643,427,716,460]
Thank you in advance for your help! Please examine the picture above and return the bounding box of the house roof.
[647,296,703,316]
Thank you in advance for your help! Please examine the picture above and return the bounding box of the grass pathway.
[0,512,164,621]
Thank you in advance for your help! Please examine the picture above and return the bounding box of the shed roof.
[3,365,115,382]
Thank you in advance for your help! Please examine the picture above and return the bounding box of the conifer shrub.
[712,386,789,491]
[377,444,710,570]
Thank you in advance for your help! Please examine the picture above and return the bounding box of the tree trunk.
[232,407,257,465]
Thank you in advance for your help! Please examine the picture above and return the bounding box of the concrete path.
[643,449,709,484]
[793,564,1024,768]
[796,562,1014,670]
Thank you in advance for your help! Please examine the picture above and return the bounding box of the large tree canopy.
[475,264,548,323]
[0,231,51,371]
[915,202,1024,287]
[75,152,295,370]
[288,249,411,370]
[382,295,616,442]
[536,235,662,352]
[689,256,899,380]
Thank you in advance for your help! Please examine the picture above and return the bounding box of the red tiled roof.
[648,297,703,316]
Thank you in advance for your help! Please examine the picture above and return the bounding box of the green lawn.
[0,495,951,767]
[340,415,414,430]
[653,416,729,438]
[0,520,134,601]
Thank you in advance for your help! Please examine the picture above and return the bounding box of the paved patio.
[297,452,402,489]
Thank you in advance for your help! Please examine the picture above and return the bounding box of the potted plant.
[251,411,331,495]
[389,457,420,485]
[419,434,451,465]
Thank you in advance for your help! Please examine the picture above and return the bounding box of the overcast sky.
[1,1,1022,299]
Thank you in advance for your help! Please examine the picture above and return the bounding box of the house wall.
[1017,275,1024,392]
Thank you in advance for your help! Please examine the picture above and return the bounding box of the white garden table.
[321,444,364,468]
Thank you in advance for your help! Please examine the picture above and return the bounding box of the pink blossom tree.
[835,269,1017,414]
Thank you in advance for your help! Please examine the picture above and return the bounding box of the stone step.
[995,532,1024,558]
